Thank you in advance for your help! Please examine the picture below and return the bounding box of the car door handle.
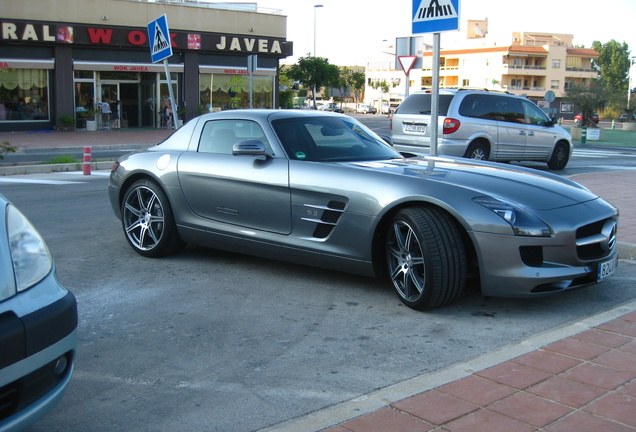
[528,131,534,136]
[519,131,526,136]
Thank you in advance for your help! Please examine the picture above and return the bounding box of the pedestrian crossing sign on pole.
[147,15,173,63]
[412,0,460,34]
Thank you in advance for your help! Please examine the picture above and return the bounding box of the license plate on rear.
[597,255,618,282]
[404,124,426,133]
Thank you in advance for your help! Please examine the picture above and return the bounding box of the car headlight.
[473,196,551,237]
[7,204,53,291]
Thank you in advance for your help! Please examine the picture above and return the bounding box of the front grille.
[576,218,616,260]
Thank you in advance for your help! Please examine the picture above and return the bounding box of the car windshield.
[272,116,401,162]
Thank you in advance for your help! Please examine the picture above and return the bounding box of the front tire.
[121,179,184,257]
[386,207,467,310]
[547,142,570,170]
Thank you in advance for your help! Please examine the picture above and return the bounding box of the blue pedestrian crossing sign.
[412,0,460,34]
[147,15,173,63]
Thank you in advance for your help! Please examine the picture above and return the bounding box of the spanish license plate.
[597,255,618,282]
[404,124,426,133]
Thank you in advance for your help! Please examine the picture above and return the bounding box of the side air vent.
[303,201,347,239]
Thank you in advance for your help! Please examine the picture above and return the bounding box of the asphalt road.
[0,170,634,432]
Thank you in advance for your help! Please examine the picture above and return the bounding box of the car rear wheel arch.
[464,139,491,160]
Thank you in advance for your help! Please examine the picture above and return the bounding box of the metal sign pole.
[163,58,177,130]
[430,32,440,156]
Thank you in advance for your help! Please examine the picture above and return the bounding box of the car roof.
[410,88,521,99]
[196,109,347,122]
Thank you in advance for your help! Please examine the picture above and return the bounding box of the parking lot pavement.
[2,128,636,432]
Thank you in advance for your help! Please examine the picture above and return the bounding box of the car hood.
[349,156,597,211]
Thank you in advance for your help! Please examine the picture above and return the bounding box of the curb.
[0,161,114,176]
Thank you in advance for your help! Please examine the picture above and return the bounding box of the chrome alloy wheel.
[123,185,166,252]
[387,220,426,303]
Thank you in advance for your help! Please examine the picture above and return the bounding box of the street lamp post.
[313,4,323,108]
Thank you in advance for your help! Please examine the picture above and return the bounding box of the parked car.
[109,110,618,311]
[318,103,344,113]
[574,112,600,125]
[0,194,77,432]
[354,104,377,114]
[391,89,573,169]
[618,113,636,122]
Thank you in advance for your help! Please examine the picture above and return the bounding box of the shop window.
[199,73,273,113]
[0,69,49,121]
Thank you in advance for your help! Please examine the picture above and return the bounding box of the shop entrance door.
[120,83,139,128]
[140,81,156,128]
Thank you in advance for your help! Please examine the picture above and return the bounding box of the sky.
[251,0,636,66]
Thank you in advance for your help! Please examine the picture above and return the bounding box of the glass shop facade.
[0,19,292,131]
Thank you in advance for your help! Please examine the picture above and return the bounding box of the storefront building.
[1,0,292,132]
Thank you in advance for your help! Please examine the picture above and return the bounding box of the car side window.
[458,94,497,120]
[493,97,526,124]
[198,120,270,154]
[522,100,550,125]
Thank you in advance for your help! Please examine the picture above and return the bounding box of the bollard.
[612,119,615,129]
[83,146,92,175]
[581,126,587,144]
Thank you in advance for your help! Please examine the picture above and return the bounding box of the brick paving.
[1,128,635,432]
[327,312,636,432]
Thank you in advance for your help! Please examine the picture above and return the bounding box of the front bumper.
[472,231,619,298]
[0,279,77,432]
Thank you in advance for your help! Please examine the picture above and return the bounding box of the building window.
[551,80,560,89]
[199,73,274,112]
[0,69,49,121]
[511,79,522,88]
[552,59,561,68]
[462,79,470,87]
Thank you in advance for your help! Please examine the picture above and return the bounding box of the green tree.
[592,40,631,107]
[350,71,366,105]
[284,54,340,108]
[565,81,608,127]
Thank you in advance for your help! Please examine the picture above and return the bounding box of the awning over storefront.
[73,61,184,73]
[0,59,55,69]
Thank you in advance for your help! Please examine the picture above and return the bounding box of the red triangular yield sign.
[398,55,417,75]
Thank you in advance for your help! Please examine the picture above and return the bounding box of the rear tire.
[386,207,467,310]
[465,141,489,160]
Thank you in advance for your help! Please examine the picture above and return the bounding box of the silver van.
[391,89,572,169]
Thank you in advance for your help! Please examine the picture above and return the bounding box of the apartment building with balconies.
[365,30,599,119]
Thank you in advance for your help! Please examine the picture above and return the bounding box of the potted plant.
[58,114,76,132]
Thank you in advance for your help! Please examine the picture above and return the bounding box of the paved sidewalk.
[2,128,636,432]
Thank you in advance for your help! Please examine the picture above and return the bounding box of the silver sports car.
[108,110,619,310]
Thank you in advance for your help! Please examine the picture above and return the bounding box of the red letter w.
[87,28,113,44]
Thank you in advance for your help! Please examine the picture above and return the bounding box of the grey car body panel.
[109,110,618,298]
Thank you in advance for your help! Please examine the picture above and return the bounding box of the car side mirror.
[232,139,272,158]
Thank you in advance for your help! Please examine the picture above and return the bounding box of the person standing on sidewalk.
[100,100,111,130]
[110,99,121,129]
